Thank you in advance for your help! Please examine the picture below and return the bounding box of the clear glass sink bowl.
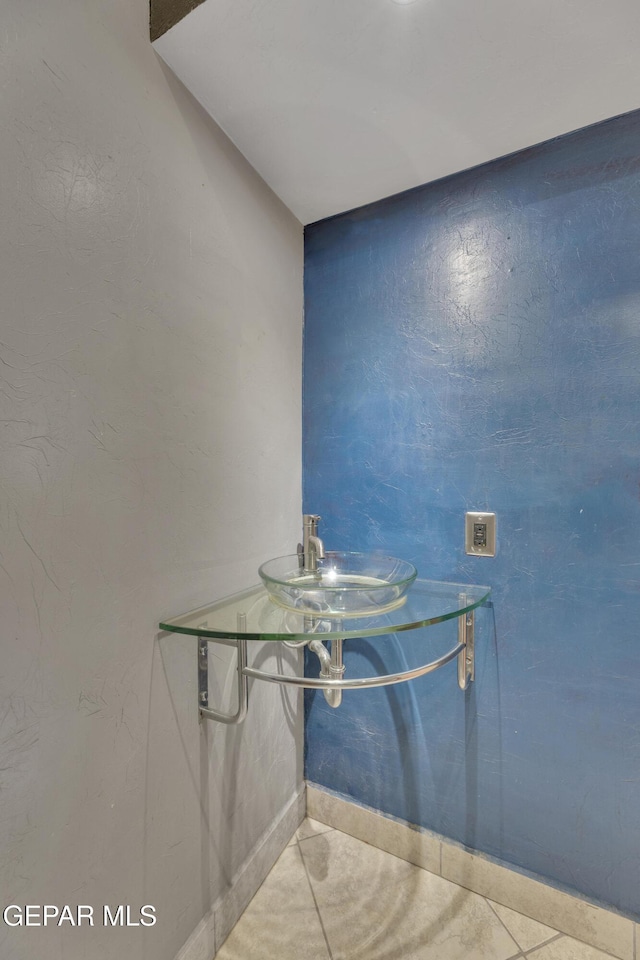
[258,551,418,617]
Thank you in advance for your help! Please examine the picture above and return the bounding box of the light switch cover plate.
[465,512,496,557]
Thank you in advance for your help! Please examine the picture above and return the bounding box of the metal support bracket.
[198,614,249,724]
[196,603,477,723]
[457,604,475,690]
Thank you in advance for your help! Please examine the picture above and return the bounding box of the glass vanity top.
[159,579,491,642]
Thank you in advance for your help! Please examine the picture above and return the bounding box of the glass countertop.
[159,579,491,643]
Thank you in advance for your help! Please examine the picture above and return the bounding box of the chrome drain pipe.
[308,638,344,708]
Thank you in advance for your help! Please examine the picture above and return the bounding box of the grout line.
[534,933,568,951]
[298,827,336,845]
[447,887,630,960]
[484,898,525,954]
[634,922,636,960]
[484,899,569,959]
[523,931,631,960]
[296,837,334,960]
[524,933,565,957]
[302,815,336,837]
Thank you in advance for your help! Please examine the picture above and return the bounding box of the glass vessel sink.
[258,551,418,617]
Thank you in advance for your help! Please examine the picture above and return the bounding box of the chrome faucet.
[298,514,325,574]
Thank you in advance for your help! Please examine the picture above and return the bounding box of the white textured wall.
[0,1,303,958]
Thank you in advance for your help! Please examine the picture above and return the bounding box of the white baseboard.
[174,785,306,960]
[306,782,637,960]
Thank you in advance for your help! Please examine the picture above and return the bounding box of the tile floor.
[214,820,623,960]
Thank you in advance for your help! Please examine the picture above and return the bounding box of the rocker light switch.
[465,512,496,557]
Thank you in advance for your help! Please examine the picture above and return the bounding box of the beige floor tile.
[214,844,330,960]
[299,829,520,960]
[297,817,335,842]
[441,844,633,960]
[489,900,558,951]
[306,784,441,875]
[526,934,620,959]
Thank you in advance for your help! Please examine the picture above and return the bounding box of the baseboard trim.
[173,910,216,960]
[306,782,637,960]
[174,785,306,960]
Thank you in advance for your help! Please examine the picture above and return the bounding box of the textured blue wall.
[303,109,640,917]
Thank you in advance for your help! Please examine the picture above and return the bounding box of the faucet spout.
[300,514,325,574]
[307,535,325,561]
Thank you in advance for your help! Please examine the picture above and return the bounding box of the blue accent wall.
[303,109,640,917]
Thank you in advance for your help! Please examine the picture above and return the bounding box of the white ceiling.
[153,0,640,224]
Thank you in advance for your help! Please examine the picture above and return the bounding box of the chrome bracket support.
[198,613,249,724]
[457,602,475,690]
[196,601,477,722]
